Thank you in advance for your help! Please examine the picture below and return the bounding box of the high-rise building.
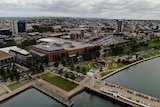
[11,20,18,35]
[115,20,123,33]
[18,21,26,33]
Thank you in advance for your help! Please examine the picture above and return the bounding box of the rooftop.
[0,46,30,55]
[36,37,95,51]
[0,51,12,59]
[10,48,30,55]
[30,50,46,57]
[32,43,64,52]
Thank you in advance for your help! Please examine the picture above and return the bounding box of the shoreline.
[1,55,160,106]
[101,54,160,80]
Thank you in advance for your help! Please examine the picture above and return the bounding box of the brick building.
[31,37,99,63]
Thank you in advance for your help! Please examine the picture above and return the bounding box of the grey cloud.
[0,0,160,19]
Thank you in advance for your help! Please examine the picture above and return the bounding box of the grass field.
[100,70,114,77]
[73,62,92,75]
[41,72,78,92]
[124,46,132,54]
[8,79,32,90]
[142,51,160,58]
[104,58,126,70]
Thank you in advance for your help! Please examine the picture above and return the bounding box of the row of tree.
[0,64,20,82]
[30,61,44,74]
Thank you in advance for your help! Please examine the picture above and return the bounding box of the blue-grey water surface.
[106,57,160,98]
[0,88,123,107]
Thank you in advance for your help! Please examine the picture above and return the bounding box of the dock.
[85,79,160,107]
[33,82,73,107]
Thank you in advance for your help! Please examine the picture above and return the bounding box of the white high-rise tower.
[11,20,18,35]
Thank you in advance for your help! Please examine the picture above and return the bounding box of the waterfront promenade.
[1,55,160,107]
[101,54,160,80]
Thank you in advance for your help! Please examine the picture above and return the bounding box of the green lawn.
[100,70,114,77]
[73,62,92,75]
[24,47,32,52]
[8,79,32,90]
[148,40,160,48]
[142,51,160,58]
[124,46,132,54]
[41,72,78,91]
[104,58,126,70]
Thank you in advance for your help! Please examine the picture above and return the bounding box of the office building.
[11,20,18,35]
[18,21,26,33]
[0,46,33,67]
[115,20,123,33]
[0,51,14,68]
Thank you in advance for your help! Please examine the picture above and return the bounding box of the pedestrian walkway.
[0,83,12,93]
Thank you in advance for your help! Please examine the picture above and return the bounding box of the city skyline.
[0,0,160,20]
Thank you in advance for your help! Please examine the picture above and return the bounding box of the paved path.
[101,54,160,80]
[0,81,34,102]
[0,83,12,93]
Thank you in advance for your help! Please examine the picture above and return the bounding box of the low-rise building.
[32,37,99,64]
[0,46,33,67]
[0,51,14,68]
[9,48,33,67]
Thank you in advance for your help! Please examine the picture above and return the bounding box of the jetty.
[33,82,73,107]
[85,79,160,107]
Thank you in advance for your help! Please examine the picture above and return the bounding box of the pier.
[33,82,73,107]
[85,79,160,107]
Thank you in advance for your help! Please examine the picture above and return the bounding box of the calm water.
[106,57,160,98]
[0,88,123,107]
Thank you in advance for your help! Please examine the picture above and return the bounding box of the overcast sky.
[0,0,160,19]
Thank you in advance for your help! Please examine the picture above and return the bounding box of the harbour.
[1,57,160,107]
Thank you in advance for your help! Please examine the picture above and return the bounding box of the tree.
[76,66,80,71]
[0,68,7,82]
[15,72,20,81]
[12,64,20,81]
[7,68,14,81]
[62,60,66,66]
[58,70,63,75]
[65,73,69,78]
[82,67,86,74]
[70,64,74,70]
[95,51,100,57]
[73,56,78,63]
[54,61,59,67]
[100,67,103,72]
[39,63,44,72]
[70,74,75,80]
[30,66,36,74]
[110,45,124,56]
[76,52,79,57]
